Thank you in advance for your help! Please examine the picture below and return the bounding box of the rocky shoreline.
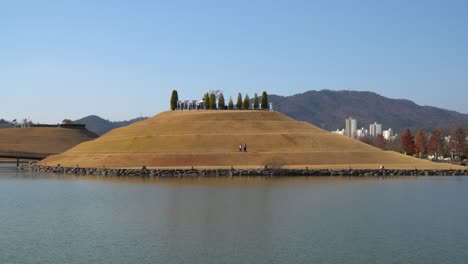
[19,163,468,177]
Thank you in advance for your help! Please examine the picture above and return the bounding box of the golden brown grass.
[39,111,465,170]
[0,127,97,156]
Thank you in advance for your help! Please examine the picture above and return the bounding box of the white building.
[345,117,357,138]
[331,129,345,135]
[356,127,368,138]
[369,122,382,137]
[444,135,451,144]
[383,128,393,140]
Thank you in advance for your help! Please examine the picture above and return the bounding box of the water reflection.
[1,163,468,264]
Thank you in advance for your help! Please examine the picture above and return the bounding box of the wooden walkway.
[0,151,49,166]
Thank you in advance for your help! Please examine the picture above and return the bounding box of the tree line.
[170,90,269,110]
[399,127,467,160]
[361,126,467,160]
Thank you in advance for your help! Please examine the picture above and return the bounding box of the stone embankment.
[19,163,468,177]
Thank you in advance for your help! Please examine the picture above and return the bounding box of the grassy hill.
[40,111,461,169]
[0,127,97,157]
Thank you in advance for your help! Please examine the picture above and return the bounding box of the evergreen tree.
[253,93,259,109]
[218,93,225,109]
[261,91,268,109]
[228,97,234,110]
[242,94,250,110]
[236,93,243,110]
[400,128,415,155]
[209,93,216,109]
[170,90,178,110]
[203,93,210,109]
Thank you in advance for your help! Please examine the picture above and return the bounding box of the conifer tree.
[228,97,234,110]
[170,90,178,110]
[209,93,216,109]
[261,91,268,109]
[253,93,259,109]
[243,94,250,110]
[218,93,225,109]
[203,93,210,109]
[236,93,242,110]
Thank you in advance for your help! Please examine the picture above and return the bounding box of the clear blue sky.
[1,0,467,123]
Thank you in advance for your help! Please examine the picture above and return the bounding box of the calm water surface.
[1,164,468,264]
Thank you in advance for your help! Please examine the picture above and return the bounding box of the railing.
[0,151,50,160]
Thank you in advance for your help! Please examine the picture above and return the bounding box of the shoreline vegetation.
[20,163,468,177]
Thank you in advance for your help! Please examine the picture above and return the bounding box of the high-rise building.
[345,117,357,138]
[383,128,393,140]
[369,122,382,137]
[356,127,368,138]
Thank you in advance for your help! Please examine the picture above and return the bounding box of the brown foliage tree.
[414,129,427,157]
[400,128,415,155]
[451,126,466,156]
[359,135,373,146]
[428,129,443,157]
[374,134,387,150]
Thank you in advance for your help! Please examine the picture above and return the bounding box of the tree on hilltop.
[400,128,415,155]
[218,93,225,109]
[236,93,242,110]
[203,93,210,109]
[170,90,179,110]
[62,119,73,124]
[228,97,234,110]
[261,91,268,109]
[243,94,250,110]
[209,93,217,109]
[253,93,259,109]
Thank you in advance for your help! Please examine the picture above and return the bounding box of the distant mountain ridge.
[269,90,468,133]
[74,115,148,135]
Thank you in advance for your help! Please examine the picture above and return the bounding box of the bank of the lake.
[20,163,468,177]
[2,163,468,264]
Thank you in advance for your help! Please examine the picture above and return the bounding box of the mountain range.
[73,90,468,135]
[73,115,148,135]
[269,90,468,133]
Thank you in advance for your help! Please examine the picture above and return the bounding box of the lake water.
[1,164,468,264]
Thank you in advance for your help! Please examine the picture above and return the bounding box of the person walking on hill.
[239,144,243,152]
[243,143,247,152]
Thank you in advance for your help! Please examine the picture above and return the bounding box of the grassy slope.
[0,127,97,155]
[40,111,464,169]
